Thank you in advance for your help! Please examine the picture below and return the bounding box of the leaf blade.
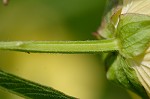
[0,70,76,99]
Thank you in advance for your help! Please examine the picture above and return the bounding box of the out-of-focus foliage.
[0,0,140,99]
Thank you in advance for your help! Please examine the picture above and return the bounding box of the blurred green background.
[0,0,140,99]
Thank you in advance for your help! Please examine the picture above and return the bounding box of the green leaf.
[0,70,76,99]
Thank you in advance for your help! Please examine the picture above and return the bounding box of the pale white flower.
[122,0,150,15]
[122,0,150,97]
[132,47,150,97]
[99,0,150,97]
[121,0,150,97]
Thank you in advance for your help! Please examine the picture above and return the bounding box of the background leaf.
[0,70,76,99]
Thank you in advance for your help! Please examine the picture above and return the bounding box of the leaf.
[0,70,76,99]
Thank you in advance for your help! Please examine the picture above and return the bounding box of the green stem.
[0,39,119,54]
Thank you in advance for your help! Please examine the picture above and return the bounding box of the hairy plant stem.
[0,39,119,54]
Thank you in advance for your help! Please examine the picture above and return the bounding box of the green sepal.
[97,0,122,39]
[106,53,149,98]
[98,22,115,39]
[117,14,150,58]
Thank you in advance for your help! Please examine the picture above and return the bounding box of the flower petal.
[132,47,150,97]
[122,0,150,15]
[134,65,150,97]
